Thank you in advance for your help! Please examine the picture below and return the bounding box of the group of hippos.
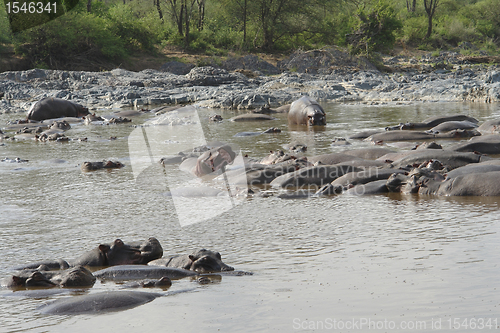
[2,237,243,314]
[158,98,500,198]
[3,95,500,196]
[3,94,500,315]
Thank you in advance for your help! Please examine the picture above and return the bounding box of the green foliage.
[12,4,127,67]
[347,0,402,55]
[1,0,500,69]
[0,1,12,45]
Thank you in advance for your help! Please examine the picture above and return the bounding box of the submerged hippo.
[449,135,500,154]
[418,171,500,196]
[288,96,326,126]
[269,165,362,189]
[122,277,172,289]
[81,161,124,172]
[387,115,478,130]
[27,98,89,121]
[181,144,236,177]
[230,114,276,122]
[14,238,163,270]
[3,266,95,289]
[93,265,197,280]
[148,249,234,273]
[37,291,163,315]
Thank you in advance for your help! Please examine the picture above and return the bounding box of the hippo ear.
[12,276,22,284]
[98,244,111,253]
[216,252,222,260]
[114,239,124,247]
[188,255,196,262]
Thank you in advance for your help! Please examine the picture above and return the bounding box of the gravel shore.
[1,48,499,115]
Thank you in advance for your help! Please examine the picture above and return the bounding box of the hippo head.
[187,249,234,273]
[307,109,326,126]
[134,237,163,264]
[58,266,96,288]
[78,107,90,118]
[103,239,143,266]
[194,145,236,177]
[25,271,57,288]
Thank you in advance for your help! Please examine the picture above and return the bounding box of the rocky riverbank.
[1,47,500,115]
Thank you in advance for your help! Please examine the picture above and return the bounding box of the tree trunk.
[423,0,438,39]
[87,0,91,12]
[197,0,205,30]
[425,14,432,39]
[406,0,416,12]
[243,0,247,44]
[156,0,164,22]
[184,0,190,47]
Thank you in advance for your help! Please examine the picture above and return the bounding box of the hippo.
[342,148,395,160]
[449,135,500,154]
[427,120,478,133]
[477,119,500,134]
[127,237,164,264]
[307,152,364,165]
[37,291,163,315]
[27,98,89,121]
[389,151,484,170]
[366,130,436,143]
[93,265,197,280]
[181,144,236,177]
[330,168,407,190]
[387,115,478,130]
[228,160,308,186]
[81,161,124,172]
[230,114,276,122]
[84,113,105,124]
[418,171,500,196]
[3,266,95,289]
[122,277,172,289]
[148,249,234,273]
[288,96,326,126]
[343,179,389,195]
[259,150,295,165]
[349,130,383,140]
[445,164,500,180]
[13,238,163,270]
[233,127,281,137]
[209,114,223,122]
[269,165,362,189]
[69,239,145,267]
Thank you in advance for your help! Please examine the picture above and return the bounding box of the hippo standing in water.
[148,249,234,273]
[288,96,326,126]
[27,98,90,121]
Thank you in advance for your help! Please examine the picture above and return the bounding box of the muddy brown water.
[1,102,500,332]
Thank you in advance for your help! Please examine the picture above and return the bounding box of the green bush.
[13,8,127,68]
[348,0,402,55]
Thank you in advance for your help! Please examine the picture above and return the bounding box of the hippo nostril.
[222,266,235,271]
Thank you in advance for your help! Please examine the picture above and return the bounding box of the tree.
[406,0,416,12]
[423,0,439,39]
[255,0,312,50]
[347,1,402,55]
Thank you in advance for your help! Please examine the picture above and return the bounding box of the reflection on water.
[1,102,500,332]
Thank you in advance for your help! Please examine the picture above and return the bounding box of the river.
[1,101,499,332]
